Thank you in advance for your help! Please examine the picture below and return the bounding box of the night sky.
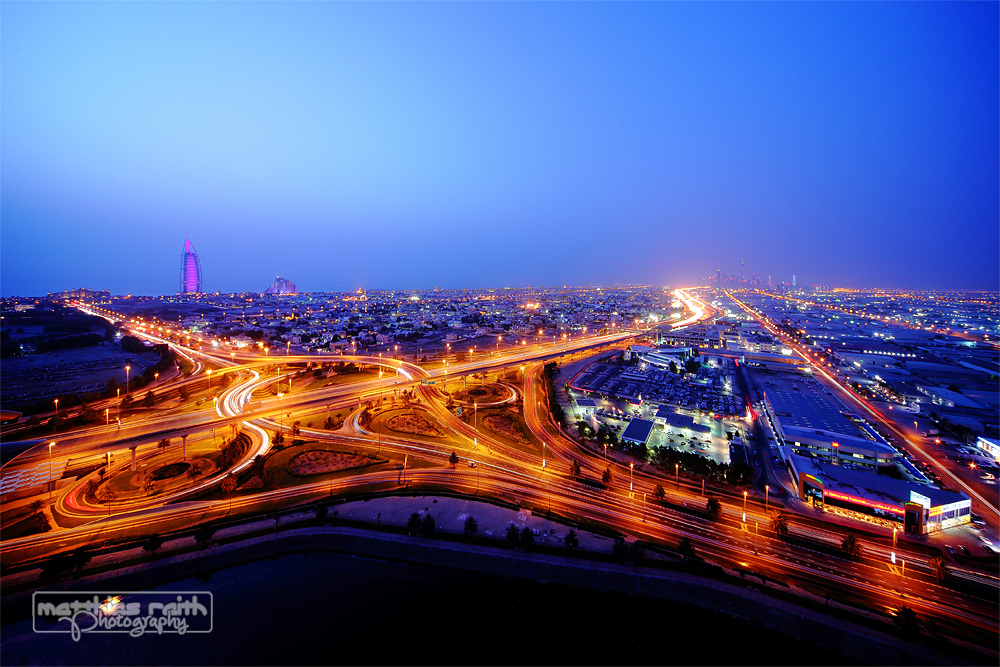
[2,2,997,296]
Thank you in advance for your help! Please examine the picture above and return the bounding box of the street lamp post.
[53,398,59,414]
[765,484,770,512]
[154,372,159,386]
[48,441,55,505]
[125,365,131,394]
[891,527,898,564]
[743,490,748,523]
[900,559,906,597]
[630,462,634,492]
[675,462,679,489]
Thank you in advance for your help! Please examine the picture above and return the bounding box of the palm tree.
[770,511,790,538]
[463,516,478,538]
[706,497,722,521]
[894,606,922,641]
[654,484,665,501]
[186,461,203,482]
[842,532,864,560]
[602,468,612,487]
[570,459,581,477]
[96,486,117,517]
[214,471,235,511]
[505,523,520,548]
[158,438,171,452]
[565,529,579,551]
[929,556,949,583]
[449,451,459,469]
[143,534,164,559]
[520,526,535,550]
[194,525,215,549]
[420,514,435,537]
[407,513,422,535]
[142,475,155,497]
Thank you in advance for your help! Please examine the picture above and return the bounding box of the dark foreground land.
[1,550,859,666]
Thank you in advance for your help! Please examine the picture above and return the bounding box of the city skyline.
[2,2,998,296]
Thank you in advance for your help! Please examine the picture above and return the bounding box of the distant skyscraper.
[792,274,797,287]
[180,234,202,294]
[740,251,745,284]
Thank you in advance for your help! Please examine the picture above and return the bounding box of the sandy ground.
[1,344,161,407]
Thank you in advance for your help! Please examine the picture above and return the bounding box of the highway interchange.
[2,288,997,656]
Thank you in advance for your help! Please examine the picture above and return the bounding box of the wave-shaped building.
[264,276,297,295]
[180,234,203,294]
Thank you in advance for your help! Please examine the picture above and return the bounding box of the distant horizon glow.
[2,2,997,296]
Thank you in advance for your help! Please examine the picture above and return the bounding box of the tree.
[669,361,678,374]
[770,511,790,538]
[143,534,165,558]
[841,532,864,560]
[654,484,665,501]
[105,377,119,398]
[314,505,329,524]
[187,461,204,482]
[464,516,478,538]
[505,522,521,548]
[143,391,155,408]
[449,451,459,469]
[250,454,266,478]
[570,459,581,477]
[420,513,435,537]
[678,537,696,560]
[613,537,628,562]
[515,524,536,547]
[96,486,117,516]
[194,525,215,548]
[407,513,422,535]
[142,475,155,496]
[158,438,171,452]
[222,473,238,512]
[706,496,722,521]
[70,546,93,574]
[577,421,594,440]
[684,358,701,375]
[602,467,613,487]
[565,529,579,551]
[292,420,301,436]
[894,606,922,641]
[929,556,949,583]
[179,386,190,402]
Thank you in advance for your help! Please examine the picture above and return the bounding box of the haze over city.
[2,5,999,666]
[2,2,997,296]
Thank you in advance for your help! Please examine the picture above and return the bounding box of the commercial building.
[180,234,203,294]
[787,454,971,534]
[621,418,654,446]
[977,436,1000,461]
[759,372,895,469]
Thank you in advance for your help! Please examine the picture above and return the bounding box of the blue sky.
[2,2,997,296]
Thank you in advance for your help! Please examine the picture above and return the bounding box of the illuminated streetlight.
[765,484,770,512]
[125,365,131,394]
[743,490,748,523]
[675,462,679,489]
[48,441,55,505]
[629,462,634,492]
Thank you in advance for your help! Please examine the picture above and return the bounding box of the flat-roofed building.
[760,374,895,469]
[621,418,655,446]
[787,454,970,534]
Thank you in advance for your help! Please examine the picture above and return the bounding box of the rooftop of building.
[758,371,864,440]
[621,418,655,443]
[789,453,968,509]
